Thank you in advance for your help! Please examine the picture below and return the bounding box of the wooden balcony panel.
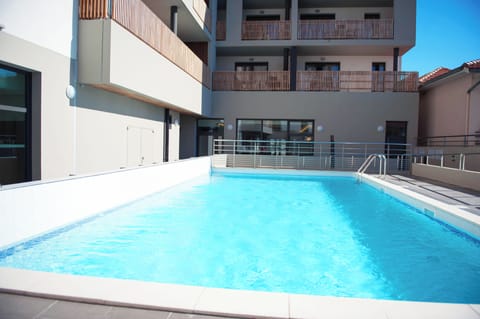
[213,71,290,91]
[216,21,226,41]
[79,0,108,19]
[298,19,393,40]
[107,0,210,87]
[242,21,291,40]
[193,0,212,32]
[297,71,418,92]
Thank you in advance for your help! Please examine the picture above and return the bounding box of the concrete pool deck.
[1,170,480,319]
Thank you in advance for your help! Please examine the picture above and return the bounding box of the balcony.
[296,71,418,92]
[193,0,212,32]
[213,71,418,92]
[298,19,394,40]
[79,0,210,88]
[242,21,291,40]
[213,71,290,91]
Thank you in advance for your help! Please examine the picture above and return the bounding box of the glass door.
[385,121,407,157]
[0,65,31,185]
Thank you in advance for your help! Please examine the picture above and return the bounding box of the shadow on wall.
[74,85,165,121]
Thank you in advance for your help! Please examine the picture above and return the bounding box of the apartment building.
[209,0,418,155]
[0,0,418,185]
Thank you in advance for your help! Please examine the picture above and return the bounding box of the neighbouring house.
[0,0,418,185]
[418,59,480,145]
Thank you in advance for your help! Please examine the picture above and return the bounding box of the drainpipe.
[170,6,178,34]
[283,48,289,71]
[290,46,297,91]
[465,77,480,135]
[393,47,399,71]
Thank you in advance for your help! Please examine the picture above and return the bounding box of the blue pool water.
[1,171,479,303]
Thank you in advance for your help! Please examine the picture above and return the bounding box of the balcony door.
[235,62,268,71]
[385,121,407,156]
[197,119,224,156]
[245,15,280,21]
[305,62,340,91]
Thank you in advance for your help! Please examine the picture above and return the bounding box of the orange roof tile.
[463,58,480,69]
[419,67,450,84]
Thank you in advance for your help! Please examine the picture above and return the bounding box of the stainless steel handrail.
[212,139,411,173]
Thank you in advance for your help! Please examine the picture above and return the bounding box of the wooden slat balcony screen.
[297,71,418,92]
[193,0,212,32]
[216,21,226,41]
[213,71,290,91]
[242,21,291,40]
[79,0,211,88]
[298,19,394,40]
[79,0,108,19]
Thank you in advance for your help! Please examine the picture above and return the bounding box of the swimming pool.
[0,170,479,304]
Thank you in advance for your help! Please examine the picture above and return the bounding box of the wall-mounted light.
[377,125,384,133]
[227,124,233,130]
[66,85,76,99]
[315,9,320,13]
[316,125,324,132]
[260,10,265,14]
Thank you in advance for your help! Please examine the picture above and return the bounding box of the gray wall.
[212,91,419,144]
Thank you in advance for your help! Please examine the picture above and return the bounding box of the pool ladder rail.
[357,154,387,181]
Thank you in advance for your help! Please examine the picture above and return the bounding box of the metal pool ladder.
[357,154,387,181]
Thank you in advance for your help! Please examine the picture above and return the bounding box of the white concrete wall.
[0,30,172,179]
[412,163,480,192]
[0,0,77,58]
[74,85,166,174]
[79,20,210,116]
[0,31,75,180]
[0,157,211,249]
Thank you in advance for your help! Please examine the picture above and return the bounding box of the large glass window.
[0,65,31,185]
[237,119,314,155]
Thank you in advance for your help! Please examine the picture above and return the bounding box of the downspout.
[465,75,480,135]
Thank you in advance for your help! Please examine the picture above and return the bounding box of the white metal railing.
[212,139,411,173]
[413,152,480,172]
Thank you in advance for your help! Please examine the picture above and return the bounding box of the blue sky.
[402,0,480,76]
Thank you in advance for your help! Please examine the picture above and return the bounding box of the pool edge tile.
[194,287,289,319]
[381,300,480,319]
[289,294,388,319]
[0,268,202,313]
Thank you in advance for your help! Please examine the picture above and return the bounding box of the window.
[305,62,340,71]
[365,13,381,19]
[235,62,268,71]
[0,64,32,185]
[236,119,314,155]
[245,15,280,21]
[372,62,386,71]
[300,13,335,20]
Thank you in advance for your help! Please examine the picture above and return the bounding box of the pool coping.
[1,171,480,318]
[1,267,479,319]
